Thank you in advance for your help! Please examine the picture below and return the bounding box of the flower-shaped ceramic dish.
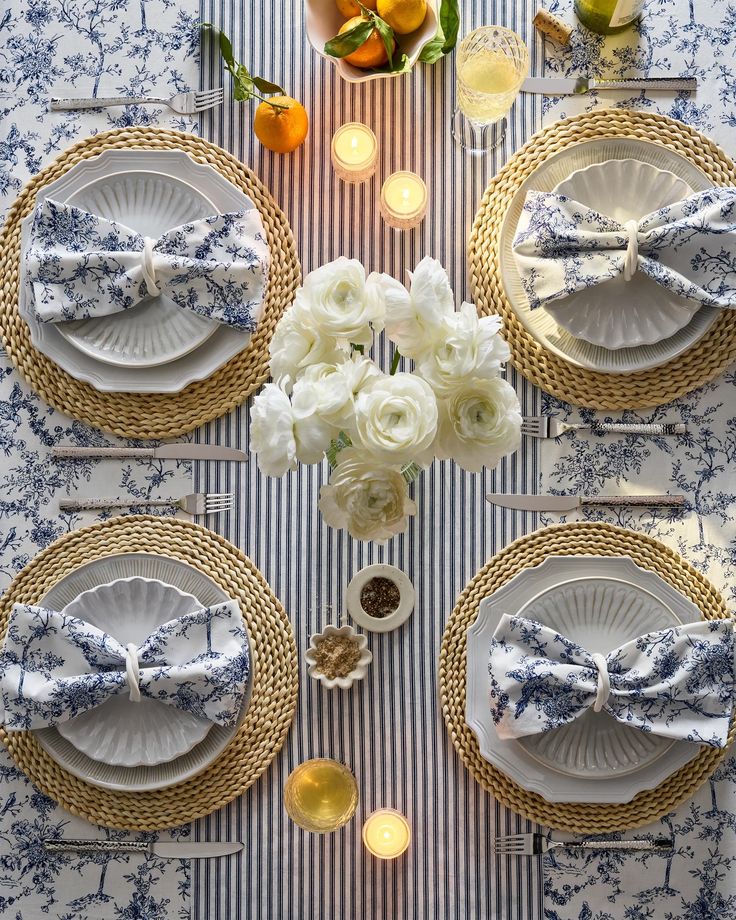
[346,564,415,633]
[306,624,372,689]
[305,0,438,83]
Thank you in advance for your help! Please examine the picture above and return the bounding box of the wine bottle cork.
[533,9,573,44]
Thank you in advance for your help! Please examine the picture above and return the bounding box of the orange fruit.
[340,15,390,69]
[336,0,377,17]
[377,0,427,34]
[253,95,309,154]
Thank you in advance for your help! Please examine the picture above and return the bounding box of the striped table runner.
[195,2,544,917]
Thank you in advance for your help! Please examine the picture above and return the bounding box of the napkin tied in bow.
[25,198,269,330]
[512,187,736,311]
[0,601,249,730]
[489,614,734,748]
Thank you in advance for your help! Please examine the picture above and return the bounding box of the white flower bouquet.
[250,256,522,541]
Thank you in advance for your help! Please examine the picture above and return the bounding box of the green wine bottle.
[574,0,643,34]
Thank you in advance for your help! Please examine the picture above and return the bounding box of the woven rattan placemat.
[469,109,736,408]
[439,521,733,833]
[0,127,300,439]
[0,515,298,831]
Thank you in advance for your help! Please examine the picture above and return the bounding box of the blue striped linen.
[194,1,544,917]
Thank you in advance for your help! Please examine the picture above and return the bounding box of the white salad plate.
[499,138,719,373]
[58,577,212,767]
[546,160,698,349]
[465,556,701,803]
[19,150,260,393]
[304,0,438,84]
[36,553,251,791]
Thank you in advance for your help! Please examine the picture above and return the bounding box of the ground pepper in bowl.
[360,576,401,619]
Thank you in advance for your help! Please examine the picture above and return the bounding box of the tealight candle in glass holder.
[331,123,378,183]
[362,809,411,858]
[379,172,427,230]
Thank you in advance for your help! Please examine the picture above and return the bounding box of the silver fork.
[49,88,224,115]
[494,833,674,856]
[521,416,687,439]
[59,492,233,517]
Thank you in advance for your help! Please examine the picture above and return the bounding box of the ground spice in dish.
[360,577,401,619]
[312,635,362,679]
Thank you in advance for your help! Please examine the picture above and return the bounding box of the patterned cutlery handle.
[565,423,687,436]
[50,96,163,110]
[59,498,173,511]
[52,447,154,459]
[45,839,150,854]
[581,494,687,508]
[552,837,674,852]
[595,77,697,91]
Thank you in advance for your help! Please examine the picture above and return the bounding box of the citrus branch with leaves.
[201,23,288,109]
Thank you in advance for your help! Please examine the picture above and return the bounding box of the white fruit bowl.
[305,0,438,83]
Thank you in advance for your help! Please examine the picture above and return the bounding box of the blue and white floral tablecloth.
[1,0,734,917]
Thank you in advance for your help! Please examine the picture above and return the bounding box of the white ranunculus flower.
[269,300,345,392]
[382,256,455,359]
[250,383,333,475]
[250,384,298,476]
[353,372,438,466]
[318,449,417,541]
[300,257,384,346]
[416,303,511,397]
[435,377,522,472]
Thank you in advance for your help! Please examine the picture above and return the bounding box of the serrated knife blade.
[52,444,249,461]
[520,76,697,96]
[44,839,243,858]
[485,493,687,511]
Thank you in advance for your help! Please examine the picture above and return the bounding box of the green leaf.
[439,0,459,53]
[218,30,236,70]
[372,14,396,68]
[389,51,411,73]
[233,63,254,101]
[252,76,285,95]
[324,19,374,58]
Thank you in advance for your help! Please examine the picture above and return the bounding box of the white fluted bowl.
[306,625,372,689]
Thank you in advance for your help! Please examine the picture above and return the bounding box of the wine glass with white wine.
[452,26,529,153]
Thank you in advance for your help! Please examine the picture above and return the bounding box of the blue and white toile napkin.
[25,198,270,330]
[512,187,736,311]
[0,600,249,729]
[488,614,734,747]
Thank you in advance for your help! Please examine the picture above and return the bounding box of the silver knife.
[485,493,687,512]
[521,76,697,95]
[51,444,249,462]
[44,839,243,858]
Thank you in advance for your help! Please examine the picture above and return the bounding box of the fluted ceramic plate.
[35,553,251,791]
[57,173,219,367]
[57,577,212,767]
[18,150,259,392]
[466,556,701,803]
[499,138,720,372]
[546,160,697,349]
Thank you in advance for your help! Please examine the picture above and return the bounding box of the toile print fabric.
[26,198,269,330]
[0,600,248,729]
[513,187,736,310]
[489,614,735,746]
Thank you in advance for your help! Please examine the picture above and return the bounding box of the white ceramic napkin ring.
[623,219,639,282]
[124,643,142,702]
[591,652,611,712]
[141,237,161,296]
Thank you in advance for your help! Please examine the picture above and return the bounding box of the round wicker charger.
[469,109,736,408]
[0,515,298,831]
[0,127,301,439]
[439,521,734,833]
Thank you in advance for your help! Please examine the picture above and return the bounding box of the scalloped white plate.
[499,138,720,373]
[18,150,260,393]
[58,173,219,367]
[35,554,252,791]
[57,577,212,767]
[465,556,701,803]
[545,160,698,349]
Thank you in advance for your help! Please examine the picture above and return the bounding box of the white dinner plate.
[465,556,701,803]
[58,172,219,367]
[546,160,698,349]
[19,150,261,393]
[498,138,719,373]
[35,553,252,791]
[58,577,213,767]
